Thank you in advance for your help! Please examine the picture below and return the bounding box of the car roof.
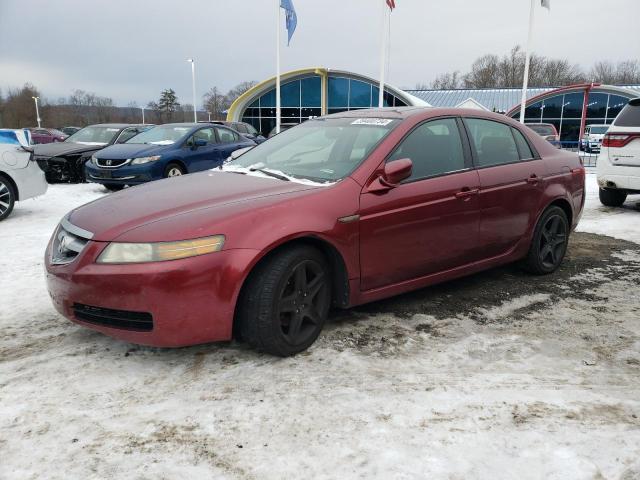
[85,123,150,128]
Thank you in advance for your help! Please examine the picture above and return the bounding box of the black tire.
[523,206,569,275]
[237,246,331,356]
[104,184,125,192]
[0,175,16,221]
[599,188,627,207]
[164,162,185,178]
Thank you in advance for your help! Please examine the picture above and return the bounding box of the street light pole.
[187,58,197,123]
[207,111,211,122]
[32,96,41,128]
[141,106,145,124]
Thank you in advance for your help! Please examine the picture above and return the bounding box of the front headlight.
[97,235,225,264]
[91,154,98,165]
[131,155,161,165]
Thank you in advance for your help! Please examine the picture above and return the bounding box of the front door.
[359,117,481,291]
[185,127,219,172]
[463,118,547,258]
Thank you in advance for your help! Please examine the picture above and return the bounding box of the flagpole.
[519,0,536,124]
[378,0,389,108]
[276,0,282,134]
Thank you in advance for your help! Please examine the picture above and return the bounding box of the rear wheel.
[523,206,569,275]
[164,163,185,178]
[104,184,125,192]
[237,246,331,356]
[0,176,16,221]
[599,188,627,207]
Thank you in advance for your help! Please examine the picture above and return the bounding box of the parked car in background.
[597,98,640,206]
[0,129,48,221]
[85,123,255,191]
[268,123,298,138]
[60,126,81,136]
[208,121,266,144]
[580,124,609,153]
[34,123,152,183]
[27,127,68,144]
[525,123,561,148]
[46,108,584,356]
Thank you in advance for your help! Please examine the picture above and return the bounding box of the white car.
[581,124,609,153]
[597,98,640,206]
[0,129,48,221]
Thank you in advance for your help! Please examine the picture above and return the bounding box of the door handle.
[526,175,539,184]
[455,188,479,199]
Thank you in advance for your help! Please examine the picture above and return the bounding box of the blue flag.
[280,0,297,46]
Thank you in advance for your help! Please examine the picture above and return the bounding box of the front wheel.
[599,188,627,207]
[237,246,331,356]
[104,184,125,192]
[164,163,185,178]
[0,176,16,221]
[523,206,569,275]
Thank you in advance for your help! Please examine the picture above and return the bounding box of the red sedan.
[45,108,585,356]
[28,127,68,144]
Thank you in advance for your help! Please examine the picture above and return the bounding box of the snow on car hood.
[67,170,322,242]
[218,163,336,187]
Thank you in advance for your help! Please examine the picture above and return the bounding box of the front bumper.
[84,162,162,185]
[45,238,260,347]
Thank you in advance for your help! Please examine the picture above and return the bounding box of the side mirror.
[382,158,412,185]
[193,139,207,149]
[367,158,413,193]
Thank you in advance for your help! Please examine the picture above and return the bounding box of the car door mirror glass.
[194,139,207,148]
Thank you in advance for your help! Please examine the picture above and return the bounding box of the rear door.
[215,127,245,164]
[464,117,547,258]
[359,117,481,291]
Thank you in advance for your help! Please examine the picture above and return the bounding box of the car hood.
[34,141,107,157]
[68,171,322,242]
[94,143,168,160]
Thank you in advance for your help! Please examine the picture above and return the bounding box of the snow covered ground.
[1,173,640,479]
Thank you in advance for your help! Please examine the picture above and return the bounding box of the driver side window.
[186,128,215,147]
[387,118,466,182]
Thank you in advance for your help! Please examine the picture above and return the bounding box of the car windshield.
[126,125,192,145]
[528,124,555,136]
[66,126,122,145]
[227,117,399,183]
[589,126,608,134]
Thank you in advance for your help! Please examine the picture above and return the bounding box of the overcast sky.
[1,0,638,107]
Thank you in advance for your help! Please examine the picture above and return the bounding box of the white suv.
[0,129,48,220]
[597,98,640,207]
[581,124,609,153]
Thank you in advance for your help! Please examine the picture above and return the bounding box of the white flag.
[541,0,550,10]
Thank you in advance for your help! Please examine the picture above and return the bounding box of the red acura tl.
[45,108,585,356]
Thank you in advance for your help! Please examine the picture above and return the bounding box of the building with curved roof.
[226,67,428,135]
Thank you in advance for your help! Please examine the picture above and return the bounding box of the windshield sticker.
[173,128,190,132]
[106,128,119,132]
[351,118,393,126]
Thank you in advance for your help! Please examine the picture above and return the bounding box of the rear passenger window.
[511,128,535,160]
[387,118,466,182]
[466,118,520,167]
[217,128,237,144]
[615,101,640,127]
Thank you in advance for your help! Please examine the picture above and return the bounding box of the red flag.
[386,0,395,10]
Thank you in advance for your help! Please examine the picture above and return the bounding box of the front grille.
[96,158,130,168]
[50,218,92,265]
[73,304,154,331]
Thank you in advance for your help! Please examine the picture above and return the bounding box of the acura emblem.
[58,234,70,254]
[106,159,112,166]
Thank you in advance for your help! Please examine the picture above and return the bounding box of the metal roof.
[405,85,640,113]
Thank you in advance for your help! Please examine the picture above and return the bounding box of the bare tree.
[463,54,500,88]
[203,87,229,120]
[430,71,462,89]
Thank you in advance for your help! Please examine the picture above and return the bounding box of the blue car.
[85,123,255,191]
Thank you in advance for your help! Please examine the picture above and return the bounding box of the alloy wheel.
[0,180,13,217]
[539,214,567,269]
[167,167,183,177]
[276,259,329,346]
